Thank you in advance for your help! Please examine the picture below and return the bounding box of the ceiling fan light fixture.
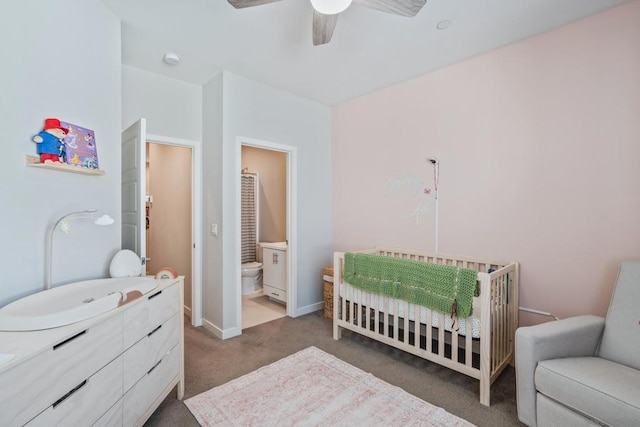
[310,0,352,15]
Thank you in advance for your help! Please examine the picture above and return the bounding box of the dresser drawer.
[25,354,123,427]
[0,312,123,426]
[123,343,180,426]
[123,313,179,393]
[123,283,180,349]
[93,400,122,427]
[264,285,286,303]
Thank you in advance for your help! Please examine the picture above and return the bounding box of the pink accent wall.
[332,1,640,325]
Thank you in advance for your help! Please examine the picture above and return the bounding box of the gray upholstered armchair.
[515,261,640,426]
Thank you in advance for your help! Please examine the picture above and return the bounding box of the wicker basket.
[323,266,334,319]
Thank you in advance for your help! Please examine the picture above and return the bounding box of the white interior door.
[121,119,147,267]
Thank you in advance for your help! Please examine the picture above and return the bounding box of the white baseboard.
[202,318,242,340]
[293,301,323,318]
[184,305,192,318]
[201,302,322,339]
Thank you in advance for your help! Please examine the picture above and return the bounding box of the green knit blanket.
[343,253,479,318]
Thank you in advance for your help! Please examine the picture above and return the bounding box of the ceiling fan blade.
[312,11,339,46]
[354,0,426,17]
[228,0,283,9]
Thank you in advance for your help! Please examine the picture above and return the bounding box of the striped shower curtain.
[241,173,258,264]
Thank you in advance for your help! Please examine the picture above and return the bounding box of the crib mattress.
[339,283,481,338]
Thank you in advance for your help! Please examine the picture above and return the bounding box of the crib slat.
[437,312,445,357]
[374,294,380,334]
[393,299,399,340]
[426,308,432,353]
[349,291,355,326]
[452,322,459,362]
[353,289,363,326]
[465,322,473,367]
[404,301,410,344]
[384,297,389,338]
[365,291,370,330]
[413,303,420,350]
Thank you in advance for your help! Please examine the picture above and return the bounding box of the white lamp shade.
[310,0,352,15]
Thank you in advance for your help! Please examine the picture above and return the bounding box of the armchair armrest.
[515,315,605,426]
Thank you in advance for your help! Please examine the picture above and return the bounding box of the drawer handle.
[53,330,87,350]
[52,380,87,408]
[148,324,162,337]
[147,359,163,375]
[148,290,163,300]
[272,292,280,297]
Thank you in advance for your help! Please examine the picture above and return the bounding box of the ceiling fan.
[228,0,427,46]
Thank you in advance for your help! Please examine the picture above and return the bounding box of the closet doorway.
[146,141,194,320]
[121,119,202,326]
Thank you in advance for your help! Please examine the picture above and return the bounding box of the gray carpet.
[145,311,522,426]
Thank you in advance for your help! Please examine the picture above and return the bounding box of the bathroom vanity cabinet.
[263,245,287,304]
[0,277,184,427]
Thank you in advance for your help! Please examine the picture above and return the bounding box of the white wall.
[212,72,332,335]
[122,65,202,140]
[332,2,640,324]
[0,0,121,306]
[202,74,224,328]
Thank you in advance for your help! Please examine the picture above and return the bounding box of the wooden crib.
[333,247,519,406]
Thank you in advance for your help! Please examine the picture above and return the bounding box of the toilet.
[241,242,264,295]
[241,261,263,295]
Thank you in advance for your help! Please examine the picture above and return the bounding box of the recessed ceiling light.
[163,53,181,65]
[436,20,451,30]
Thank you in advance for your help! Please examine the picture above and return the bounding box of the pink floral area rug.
[185,346,475,426]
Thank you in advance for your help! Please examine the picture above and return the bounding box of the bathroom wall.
[332,1,640,325]
[0,0,121,305]
[241,146,287,244]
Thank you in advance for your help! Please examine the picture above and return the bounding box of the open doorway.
[121,120,203,327]
[236,137,297,332]
[240,145,287,329]
[146,142,193,317]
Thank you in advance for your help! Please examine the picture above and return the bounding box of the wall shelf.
[25,155,105,175]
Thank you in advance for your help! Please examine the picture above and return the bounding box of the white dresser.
[0,277,184,427]
[262,242,287,304]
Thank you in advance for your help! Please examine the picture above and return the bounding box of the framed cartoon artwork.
[61,121,99,169]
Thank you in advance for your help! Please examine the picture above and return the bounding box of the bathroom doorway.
[146,142,193,318]
[238,140,296,330]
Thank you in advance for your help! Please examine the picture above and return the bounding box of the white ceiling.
[100,0,632,106]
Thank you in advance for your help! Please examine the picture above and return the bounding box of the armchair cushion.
[598,261,640,370]
[515,315,605,426]
[536,357,640,426]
